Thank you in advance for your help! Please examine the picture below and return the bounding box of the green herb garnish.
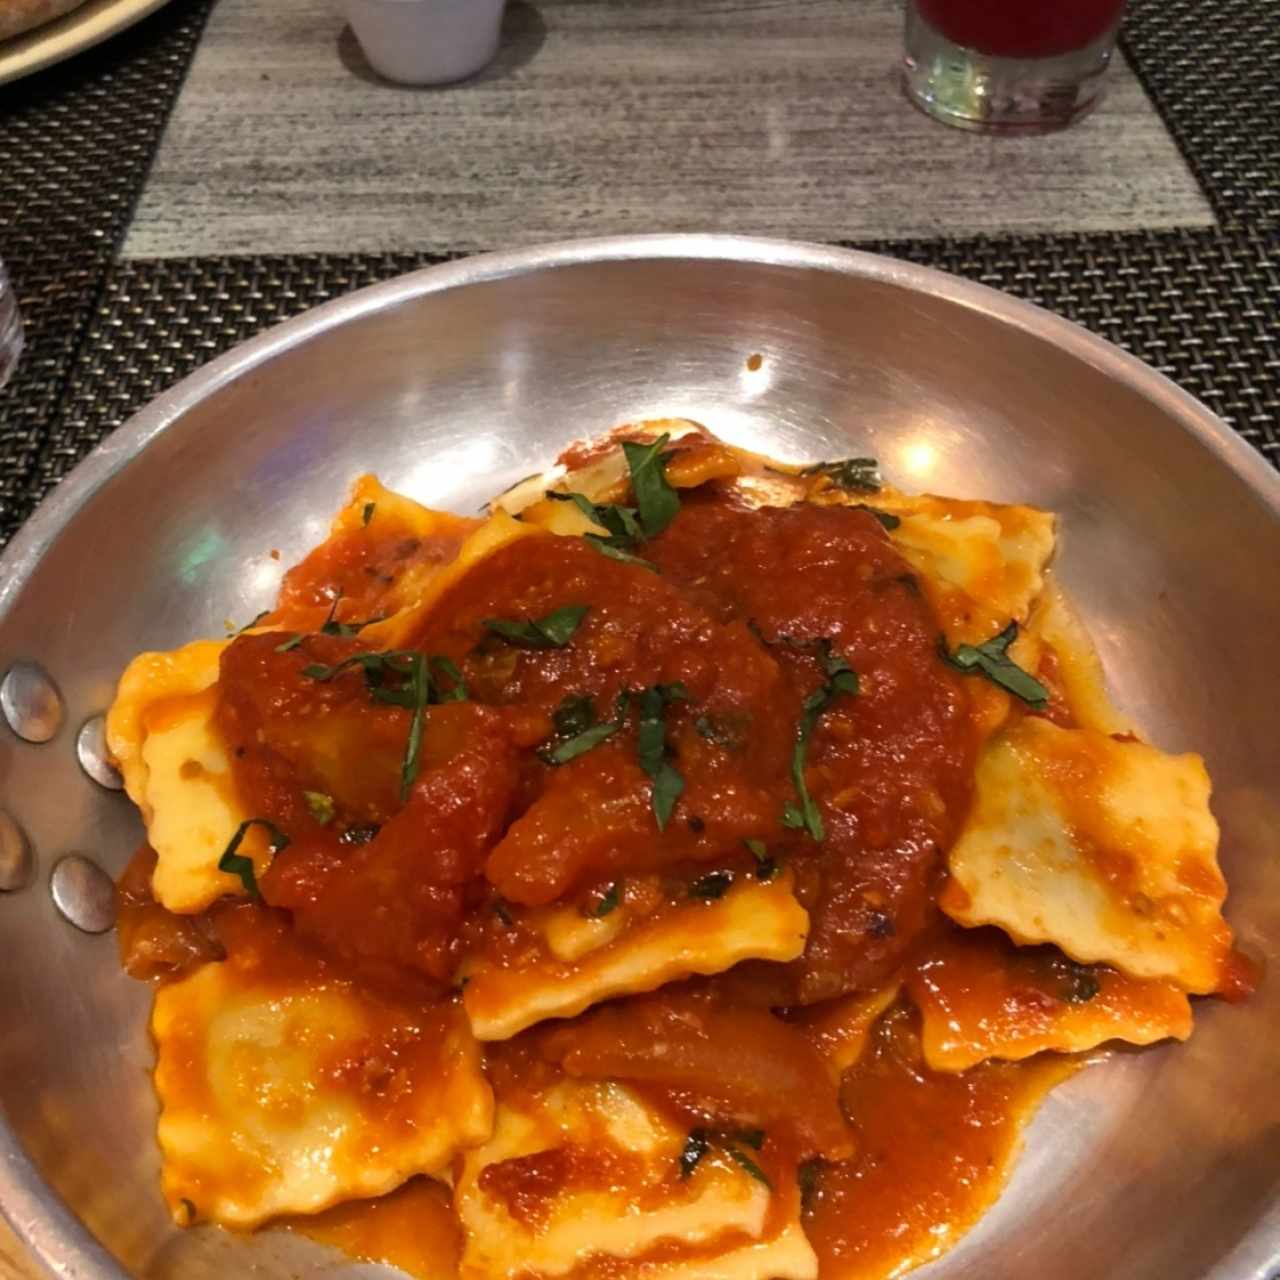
[1059,961,1101,1004]
[852,503,901,531]
[941,622,1048,709]
[235,610,270,635]
[302,650,461,800]
[543,722,621,765]
[544,434,680,571]
[362,501,376,526]
[588,540,657,570]
[784,640,859,842]
[552,694,597,737]
[677,1127,769,1187]
[593,881,622,918]
[800,457,881,492]
[743,838,779,881]
[690,870,734,900]
[318,595,384,638]
[428,655,469,702]
[538,694,624,765]
[622,434,681,537]
[725,1145,771,1188]
[274,633,304,653]
[694,713,742,750]
[339,823,380,846]
[679,1129,710,1179]
[482,604,589,649]
[493,898,514,927]
[218,818,291,898]
[303,790,335,825]
[798,1159,822,1211]
[635,682,688,830]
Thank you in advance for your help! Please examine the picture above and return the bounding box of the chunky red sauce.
[202,492,974,1009]
[115,452,1210,1280]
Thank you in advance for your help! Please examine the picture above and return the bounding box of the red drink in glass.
[914,0,1126,60]
[903,0,1127,132]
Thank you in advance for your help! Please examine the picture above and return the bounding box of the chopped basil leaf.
[236,609,270,635]
[493,898,514,927]
[680,1128,769,1186]
[482,603,589,649]
[622,433,680,537]
[593,881,622,918]
[743,837,779,881]
[303,790,335,825]
[1059,961,1101,1003]
[679,1128,710,1178]
[585,536,658,571]
[539,720,621,766]
[538,693,626,765]
[694,713,742,750]
[635,682,688,830]
[428,655,469,702]
[787,640,859,842]
[339,823,380,846]
[361,501,376,526]
[319,596,385,638]
[553,693,597,738]
[274,633,304,653]
[217,818,290,898]
[941,622,1049,709]
[800,457,881,492]
[546,437,679,569]
[853,503,901,531]
[690,870,734,900]
[798,1159,822,1211]
[725,1145,772,1189]
[301,650,436,801]
[547,490,645,546]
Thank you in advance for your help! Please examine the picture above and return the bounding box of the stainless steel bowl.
[1,235,1277,1280]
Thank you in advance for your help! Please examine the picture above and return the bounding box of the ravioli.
[869,491,1056,647]
[464,873,810,1041]
[455,1079,816,1280]
[105,639,255,912]
[1021,578,1135,735]
[152,921,492,1228]
[272,474,482,629]
[941,717,1230,993]
[908,928,1192,1072]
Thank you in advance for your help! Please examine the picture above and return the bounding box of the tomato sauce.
[114,455,1190,1280]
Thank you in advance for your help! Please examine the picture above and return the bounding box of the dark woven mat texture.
[0,0,1277,548]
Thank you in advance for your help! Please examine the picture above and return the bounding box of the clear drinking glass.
[902,0,1127,133]
[0,259,24,391]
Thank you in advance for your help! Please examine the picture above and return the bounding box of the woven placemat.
[0,0,213,540]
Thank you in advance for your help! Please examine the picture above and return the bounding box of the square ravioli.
[941,717,1231,993]
[152,916,492,1227]
[463,872,810,1041]
[907,928,1192,1072]
[455,1079,816,1280]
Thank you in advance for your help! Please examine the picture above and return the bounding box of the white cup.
[344,0,507,86]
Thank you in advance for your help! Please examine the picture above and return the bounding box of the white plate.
[0,0,173,86]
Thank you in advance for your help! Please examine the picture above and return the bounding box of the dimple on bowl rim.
[1,232,1277,1280]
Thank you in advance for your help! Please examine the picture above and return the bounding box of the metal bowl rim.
[1,231,1277,1280]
